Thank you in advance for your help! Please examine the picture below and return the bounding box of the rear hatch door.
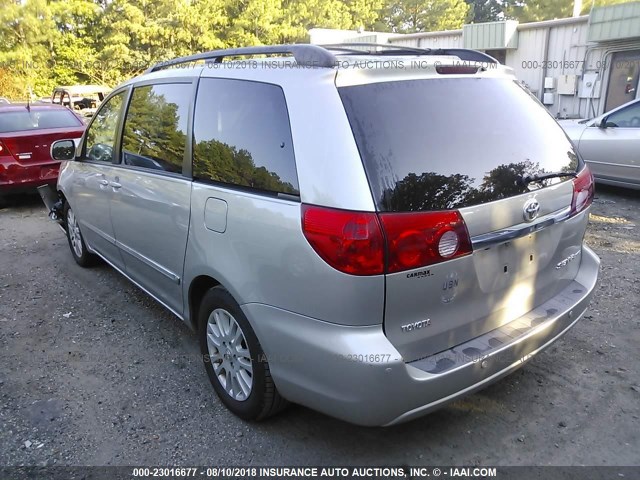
[338,73,591,361]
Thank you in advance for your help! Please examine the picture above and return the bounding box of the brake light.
[435,65,481,75]
[570,165,595,216]
[301,205,384,275]
[0,141,7,156]
[379,211,472,273]
[301,205,472,276]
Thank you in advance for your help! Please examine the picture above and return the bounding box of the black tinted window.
[193,78,299,195]
[339,78,580,212]
[121,83,191,174]
[85,92,125,163]
[0,109,81,133]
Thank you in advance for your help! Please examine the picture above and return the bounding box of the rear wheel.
[64,203,97,267]
[198,286,288,420]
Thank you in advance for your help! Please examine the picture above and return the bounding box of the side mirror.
[598,116,617,129]
[51,139,76,161]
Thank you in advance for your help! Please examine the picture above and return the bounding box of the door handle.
[99,179,109,187]
[110,182,122,189]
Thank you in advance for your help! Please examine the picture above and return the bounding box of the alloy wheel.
[206,308,253,401]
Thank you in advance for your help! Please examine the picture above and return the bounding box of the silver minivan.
[45,44,600,426]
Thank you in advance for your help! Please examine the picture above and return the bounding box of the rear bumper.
[0,157,60,191]
[243,246,600,426]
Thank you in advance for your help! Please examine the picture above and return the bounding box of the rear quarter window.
[192,78,299,195]
[339,78,580,212]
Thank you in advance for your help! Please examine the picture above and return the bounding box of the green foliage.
[503,0,573,22]
[1,0,390,97]
[465,0,503,22]
[4,0,633,99]
[382,0,470,33]
[504,0,632,22]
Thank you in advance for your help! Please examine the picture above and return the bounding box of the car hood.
[558,119,589,141]
[557,118,588,127]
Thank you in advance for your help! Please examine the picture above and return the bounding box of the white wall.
[506,20,597,119]
[313,21,640,118]
[391,20,604,119]
[391,32,463,49]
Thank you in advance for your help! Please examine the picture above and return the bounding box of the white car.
[559,98,640,190]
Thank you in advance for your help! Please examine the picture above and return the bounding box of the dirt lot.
[0,186,638,467]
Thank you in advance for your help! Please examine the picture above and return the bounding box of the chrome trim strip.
[79,220,180,283]
[471,206,571,250]
[115,240,181,284]
[52,224,183,319]
[81,222,117,245]
[587,159,639,169]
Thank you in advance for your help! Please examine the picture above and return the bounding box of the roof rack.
[322,43,499,64]
[146,44,337,73]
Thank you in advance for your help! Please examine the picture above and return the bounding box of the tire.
[64,203,97,267]
[198,286,288,420]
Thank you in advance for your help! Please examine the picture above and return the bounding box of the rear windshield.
[0,109,81,133]
[339,78,580,212]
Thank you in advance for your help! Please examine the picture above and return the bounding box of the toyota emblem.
[523,198,540,222]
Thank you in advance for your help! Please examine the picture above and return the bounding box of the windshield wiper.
[519,171,577,185]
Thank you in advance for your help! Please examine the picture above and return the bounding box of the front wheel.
[64,203,97,267]
[199,286,288,420]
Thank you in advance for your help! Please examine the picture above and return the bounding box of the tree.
[0,0,59,97]
[503,0,573,22]
[381,0,470,33]
[225,0,288,46]
[49,0,102,85]
[344,0,386,30]
[503,0,631,22]
[465,0,503,23]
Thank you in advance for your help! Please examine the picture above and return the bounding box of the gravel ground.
[0,186,638,467]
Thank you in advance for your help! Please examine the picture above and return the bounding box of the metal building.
[309,1,640,119]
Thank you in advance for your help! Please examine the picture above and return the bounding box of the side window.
[192,78,299,195]
[121,83,191,174]
[606,101,640,128]
[84,91,125,163]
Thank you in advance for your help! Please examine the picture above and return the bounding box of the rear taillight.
[301,205,385,275]
[379,210,472,273]
[0,140,8,156]
[570,165,595,216]
[301,205,472,276]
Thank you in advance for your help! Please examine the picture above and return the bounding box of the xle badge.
[441,271,459,303]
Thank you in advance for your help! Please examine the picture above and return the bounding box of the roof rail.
[146,44,337,73]
[322,43,499,64]
[322,43,432,55]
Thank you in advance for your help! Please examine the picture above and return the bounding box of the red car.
[0,104,85,193]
